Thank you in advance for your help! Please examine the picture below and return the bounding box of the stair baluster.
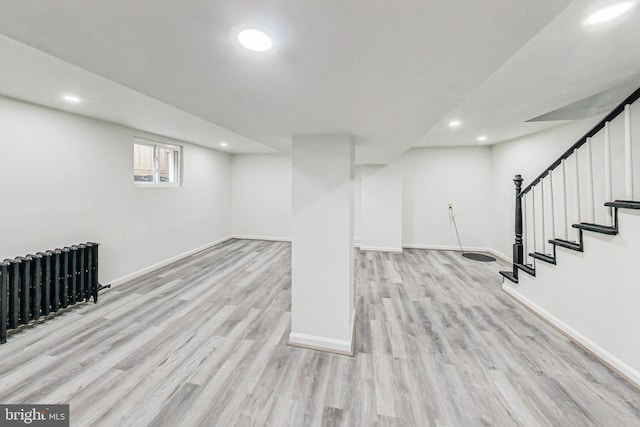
[573,148,581,241]
[541,175,546,255]
[561,158,568,240]
[523,195,528,266]
[604,121,613,226]
[531,185,537,254]
[625,104,634,200]
[586,137,595,223]
[549,170,556,242]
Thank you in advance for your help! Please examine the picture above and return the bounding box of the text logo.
[0,405,69,427]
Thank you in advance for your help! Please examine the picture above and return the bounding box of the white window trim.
[133,137,182,187]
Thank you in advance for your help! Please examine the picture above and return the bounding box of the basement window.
[133,138,181,185]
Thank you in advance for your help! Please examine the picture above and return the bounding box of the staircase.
[500,86,640,283]
[498,86,640,387]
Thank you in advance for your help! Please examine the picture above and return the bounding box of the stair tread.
[549,238,583,252]
[514,262,536,277]
[572,222,618,235]
[529,252,556,264]
[605,200,640,209]
[499,270,518,284]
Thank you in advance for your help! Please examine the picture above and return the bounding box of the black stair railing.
[501,85,640,284]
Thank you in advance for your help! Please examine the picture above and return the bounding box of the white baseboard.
[288,309,356,356]
[486,248,512,263]
[107,236,233,288]
[232,234,291,242]
[402,243,512,263]
[358,245,403,253]
[503,283,640,389]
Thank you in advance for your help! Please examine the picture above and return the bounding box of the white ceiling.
[0,1,638,163]
[417,0,640,149]
[0,34,274,154]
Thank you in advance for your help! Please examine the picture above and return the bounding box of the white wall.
[402,146,493,251]
[0,96,231,284]
[360,164,402,251]
[231,154,291,240]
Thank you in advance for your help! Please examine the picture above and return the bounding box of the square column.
[289,135,355,355]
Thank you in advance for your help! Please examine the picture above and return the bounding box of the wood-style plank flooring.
[1,239,639,426]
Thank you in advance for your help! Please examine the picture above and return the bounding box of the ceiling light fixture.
[477,135,488,142]
[448,119,462,128]
[220,142,229,147]
[585,1,635,25]
[238,29,272,52]
[62,94,81,103]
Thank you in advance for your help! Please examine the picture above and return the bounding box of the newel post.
[512,174,524,278]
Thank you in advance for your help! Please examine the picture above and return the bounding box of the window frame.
[133,137,182,187]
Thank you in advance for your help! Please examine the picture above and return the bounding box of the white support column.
[289,135,356,356]
[625,105,634,200]
[604,121,613,226]
[586,137,595,223]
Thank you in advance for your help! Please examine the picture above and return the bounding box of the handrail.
[520,86,640,196]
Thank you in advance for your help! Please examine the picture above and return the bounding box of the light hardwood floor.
[1,239,639,426]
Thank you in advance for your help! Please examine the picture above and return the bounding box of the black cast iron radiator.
[0,242,111,344]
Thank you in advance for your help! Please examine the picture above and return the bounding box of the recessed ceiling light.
[477,135,488,142]
[585,1,634,25]
[238,29,272,52]
[220,142,229,147]
[448,119,462,128]
[62,95,81,103]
